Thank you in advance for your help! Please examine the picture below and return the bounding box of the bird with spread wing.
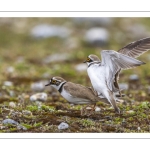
[84,37,150,113]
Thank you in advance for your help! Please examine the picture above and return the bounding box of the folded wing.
[64,82,109,104]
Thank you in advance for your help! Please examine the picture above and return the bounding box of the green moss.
[33,122,43,127]
[26,105,39,112]
[79,119,95,127]
[9,127,18,132]
[41,105,55,112]
[21,123,32,129]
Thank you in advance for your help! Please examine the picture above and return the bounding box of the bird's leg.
[87,104,96,116]
[81,105,91,116]
[80,108,85,116]
[104,90,120,114]
[81,104,96,116]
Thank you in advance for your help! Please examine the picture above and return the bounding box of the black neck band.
[58,82,67,93]
[88,62,100,68]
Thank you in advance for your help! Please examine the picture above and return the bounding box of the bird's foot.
[115,108,121,114]
[81,105,95,116]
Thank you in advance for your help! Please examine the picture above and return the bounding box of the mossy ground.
[0,18,150,133]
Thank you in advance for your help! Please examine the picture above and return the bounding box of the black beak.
[45,83,51,86]
[83,60,87,63]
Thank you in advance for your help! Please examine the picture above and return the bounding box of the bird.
[84,37,150,113]
[45,76,110,115]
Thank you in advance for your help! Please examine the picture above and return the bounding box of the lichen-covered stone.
[30,93,47,102]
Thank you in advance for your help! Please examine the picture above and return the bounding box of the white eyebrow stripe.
[52,77,61,82]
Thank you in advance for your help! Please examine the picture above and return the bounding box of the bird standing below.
[84,37,150,113]
[45,76,110,116]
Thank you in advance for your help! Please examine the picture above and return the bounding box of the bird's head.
[83,54,100,66]
[45,76,66,91]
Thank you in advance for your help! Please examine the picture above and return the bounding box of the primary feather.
[118,37,150,58]
[101,50,145,92]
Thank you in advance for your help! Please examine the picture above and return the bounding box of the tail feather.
[108,91,120,113]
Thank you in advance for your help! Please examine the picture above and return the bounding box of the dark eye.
[87,58,91,62]
[52,80,56,84]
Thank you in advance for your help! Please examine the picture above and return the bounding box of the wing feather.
[101,50,145,91]
[118,37,150,58]
[63,82,98,102]
[63,82,109,104]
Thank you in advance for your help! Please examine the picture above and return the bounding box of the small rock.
[2,116,27,131]
[22,110,32,116]
[31,24,70,39]
[85,106,92,110]
[75,64,87,72]
[3,81,13,86]
[43,53,70,64]
[58,122,69,130]
[9,90,15,97]
[119,83,129,90]
[129,74,139,81]
[95,106,101,112]
[30,93,47,102]
[2,119,19,125]
[31,82,45,92]
[84,27,109,46]
[17,125,27,130]
[9,102,16,108]
[6,66,14,74]
[126,110,135,114]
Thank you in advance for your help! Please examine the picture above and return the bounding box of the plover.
[45,76,110,115]
[84,37,150,113]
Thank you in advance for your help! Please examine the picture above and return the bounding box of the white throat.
[51,81,67,92]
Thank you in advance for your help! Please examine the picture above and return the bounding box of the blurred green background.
[0,17,150,84]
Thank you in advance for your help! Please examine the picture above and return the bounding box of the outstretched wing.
[118,37,150,58]
[101,50,145,91]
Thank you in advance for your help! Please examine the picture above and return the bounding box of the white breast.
[87,64,107,94]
